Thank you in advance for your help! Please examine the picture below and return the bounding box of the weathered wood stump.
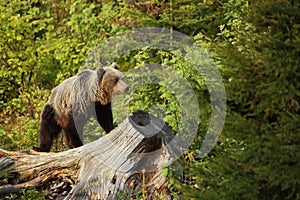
[0,110,186,199]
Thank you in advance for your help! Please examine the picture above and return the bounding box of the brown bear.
[37,63,128,152]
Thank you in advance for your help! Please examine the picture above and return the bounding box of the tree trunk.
[0,110,186,200]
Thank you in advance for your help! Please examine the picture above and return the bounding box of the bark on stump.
[0,110,186,199]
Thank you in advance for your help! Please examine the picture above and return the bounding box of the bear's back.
[48,76,77,117]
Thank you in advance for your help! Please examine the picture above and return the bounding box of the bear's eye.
[114,78,119,84]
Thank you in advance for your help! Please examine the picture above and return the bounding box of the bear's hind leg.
[38,104,62,152]
[63,115,83,149]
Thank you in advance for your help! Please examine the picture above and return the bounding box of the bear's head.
[96,63,128,105]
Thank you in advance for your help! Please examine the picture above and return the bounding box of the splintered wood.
[0,110,186,200]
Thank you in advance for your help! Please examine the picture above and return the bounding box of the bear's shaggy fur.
[37,63,128,152]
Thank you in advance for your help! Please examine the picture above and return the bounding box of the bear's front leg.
[95,102,114,134]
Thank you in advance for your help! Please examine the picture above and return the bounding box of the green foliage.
[121,0,226,37]
[4,189,47,200]
[0,117,39,150]
[83,118,105,144]
[113,48,209,135]
[171,0,300,199]
[0,85,49,150]
[0,0,132,150]
[117,189,143,200]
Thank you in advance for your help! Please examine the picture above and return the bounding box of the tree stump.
[0,110,186,199]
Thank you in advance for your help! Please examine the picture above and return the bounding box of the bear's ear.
[109,62,119,70]
[96,67,105,80]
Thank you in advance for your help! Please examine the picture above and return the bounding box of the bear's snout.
[112,80,129,97]
[125,85,129,93]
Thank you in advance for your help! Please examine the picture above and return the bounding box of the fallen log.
[0,110,187,200]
